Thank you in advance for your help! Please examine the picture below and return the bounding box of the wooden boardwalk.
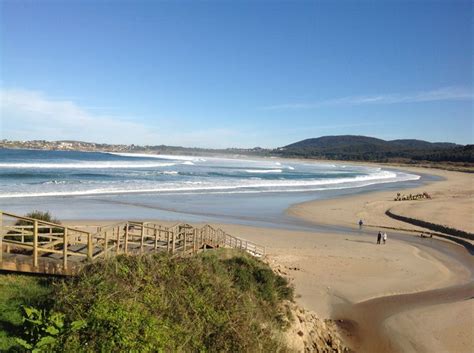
[0,211,265,276]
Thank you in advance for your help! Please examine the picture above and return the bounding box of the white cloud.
[0,88,243,148]
[262,86,474,110]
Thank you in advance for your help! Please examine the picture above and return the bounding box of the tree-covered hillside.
[276,135,472,163]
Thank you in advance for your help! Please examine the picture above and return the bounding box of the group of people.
[377,231,387,244]
[393,191,431,201]
[358,220,388,244]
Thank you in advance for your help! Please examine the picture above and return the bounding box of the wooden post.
[172,230,176,254]
[104,230,109,259]
[87,232,93,261]
[33,220,38,268]
[167,229,170,253]
[183,230,187,252]
[193,229,197,253]
[116,226,121,254]
[0,212,3,264]
[124,224,129,254]
[140,224,145,254]
[63,228,68,270]
[154,228,158,250]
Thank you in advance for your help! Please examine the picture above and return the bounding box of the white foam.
[245,169,283,174]
[42,180,68,185]
[0,170,420,198]
[109,152,203,162]
[182,161,195,166]
[0,162,176,169]
[163,171,178,175]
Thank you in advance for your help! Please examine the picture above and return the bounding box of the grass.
[0,273,53,351]
[2,249,295,352]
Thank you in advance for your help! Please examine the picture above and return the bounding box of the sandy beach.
[288,166,474,234]
[64,165,474,353]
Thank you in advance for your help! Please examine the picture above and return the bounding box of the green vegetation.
[19,211,61,226]
[2,136,473,168]
[2,250,294,352]
[277,135,473,164]
[0,274,53,351]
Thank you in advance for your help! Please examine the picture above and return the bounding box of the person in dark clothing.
[358,219,363,229]
[377,231,382,244]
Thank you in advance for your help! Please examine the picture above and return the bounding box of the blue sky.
[1,0,472,147]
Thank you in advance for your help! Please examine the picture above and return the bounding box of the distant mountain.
[387,139,458,150]
[284,135,389,152]
[277,135,471,162]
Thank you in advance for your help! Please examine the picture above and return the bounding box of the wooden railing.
[0,211,265,275]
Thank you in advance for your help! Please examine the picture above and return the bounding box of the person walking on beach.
[377,231,382,244]
[383,232,387,244]
[358,219,363,229]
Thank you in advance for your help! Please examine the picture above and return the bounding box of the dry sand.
[65,166,474,353]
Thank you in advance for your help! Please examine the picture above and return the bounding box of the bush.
[7,211,63,244]
[15,250,294,352]
[22,211,61,225]
[0,274,53,351]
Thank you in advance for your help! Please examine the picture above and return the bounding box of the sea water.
[0,148,423,227]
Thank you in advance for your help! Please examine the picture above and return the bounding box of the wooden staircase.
[0,211,265,276]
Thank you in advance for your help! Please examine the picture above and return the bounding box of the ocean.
[0,149,424,227]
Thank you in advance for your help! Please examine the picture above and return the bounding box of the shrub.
[16,250,294,352]
[0,274,53,351]
[7,210,63,244]
[22,211,61,225]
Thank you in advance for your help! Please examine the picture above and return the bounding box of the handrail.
[1,211,90,234]
[1,211,265,275]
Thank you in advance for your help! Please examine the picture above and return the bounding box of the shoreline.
[287,165,473,234]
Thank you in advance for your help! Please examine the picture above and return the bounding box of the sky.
[0,0,472,148]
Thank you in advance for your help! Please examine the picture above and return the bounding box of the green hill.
[276,135,471,163]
